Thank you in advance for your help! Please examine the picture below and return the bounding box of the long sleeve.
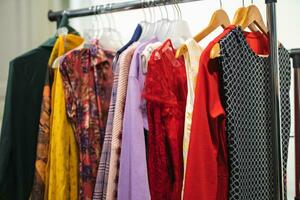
[106,43,139,200]
[117,39,158,200]
[117,76,150,200]
[0,46,52,200]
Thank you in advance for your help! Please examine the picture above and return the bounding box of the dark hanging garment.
[278,43,291,200]
[117,24,142,54]
[0,42,53,200]
[0,16,79,199]
[218,27,290,200]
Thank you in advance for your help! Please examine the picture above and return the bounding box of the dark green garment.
[0,16,78,199]
[0,43,53,200]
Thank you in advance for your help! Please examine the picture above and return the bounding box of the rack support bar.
[266,1,284,200]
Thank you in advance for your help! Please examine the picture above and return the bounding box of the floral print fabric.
[60,41,114,200]
[31,73,51,200]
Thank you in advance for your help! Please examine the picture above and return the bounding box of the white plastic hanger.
[168,0,192,47]
[155,1,171,41]
[152,1,163,39]
[98,4,123,51]
[83,6,104,45]
[139,0,152,41]
[166,1,176,37]
[143,0,158,40]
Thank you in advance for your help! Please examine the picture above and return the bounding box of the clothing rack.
[48,0,283,199]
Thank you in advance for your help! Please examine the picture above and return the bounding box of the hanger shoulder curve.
[176,9,230,59]
[239,5,268,35]
[232,7,246,25]
[232,7,258,32]
[194,9,230,42]
[206,9,230,59]
[210,43,220,59]
[175,44,187,58]
[210,5,268,59]
[209,7,244,60]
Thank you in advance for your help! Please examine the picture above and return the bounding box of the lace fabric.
[143,39,187,200]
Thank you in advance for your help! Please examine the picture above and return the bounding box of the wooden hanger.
[175,9,230,58]
[239,5,268,35]
[210,5,268,59]
[232,7,258,32]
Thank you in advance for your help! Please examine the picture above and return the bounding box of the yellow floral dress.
[44,34,83,200]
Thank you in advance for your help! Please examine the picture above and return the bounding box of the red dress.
[184,26,270,200]
[143,39,187,200]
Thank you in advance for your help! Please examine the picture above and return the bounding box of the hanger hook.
[93,6,96,26]
[158,1,163,20]
[171,0,176,20]
[110,3,117,31]
[251,0,254,4]
[108,3,113,31]
[154,0,163,20]
[97,5,101,38]
[93,5,96,20]
[104,4,110,31]
[176,0,182,20]
[151,0,155,22]
[141,0,146,22]
[173,0,178,20]
[148,0,153,23]
[99,5,105,28]
[145,0,149,22]
[242,0,245,7]
[62,10,69,17]
[219,0,222,9]
[173,0,178,19]
[99,4,107,37]
[93,6,98,38]
[163,0,169,20]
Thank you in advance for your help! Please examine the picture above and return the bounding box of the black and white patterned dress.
[218,27,290,200]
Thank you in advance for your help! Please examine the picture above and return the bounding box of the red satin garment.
[184,26,270,200]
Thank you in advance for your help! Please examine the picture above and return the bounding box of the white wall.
[0,0,66,128]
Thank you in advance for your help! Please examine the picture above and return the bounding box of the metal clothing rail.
[48,0,283,199]
[48,0,201,22]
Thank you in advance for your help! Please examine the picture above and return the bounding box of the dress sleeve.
[183,57,227,200]
[118,76,151,200]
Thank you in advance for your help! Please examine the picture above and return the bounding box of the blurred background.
[0,0,299,199]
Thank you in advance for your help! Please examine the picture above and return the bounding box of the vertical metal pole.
[265,0,284,199]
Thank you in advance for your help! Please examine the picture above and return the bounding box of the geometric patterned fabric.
[219,27,290,200]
